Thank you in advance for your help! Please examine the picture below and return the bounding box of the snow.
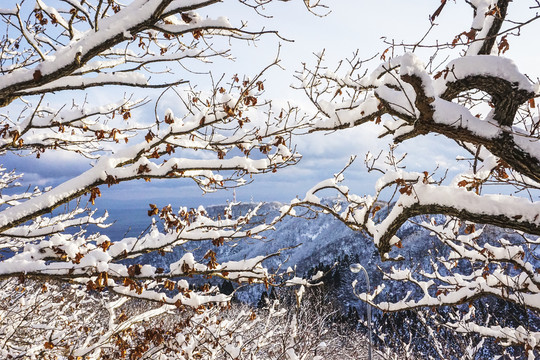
[375,84,418,118]
[432,98,500,138]
[435,56,535,95]
[466,0,496,55]
[373,183,540,249]
[0,0,218,94]
[0,7,17,15]
[470,0,495,29]
[1,1,539,357]
[18,72,149,94]
[37,0,73,32]
[399,52,436,98]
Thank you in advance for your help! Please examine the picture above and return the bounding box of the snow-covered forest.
[0,0,539,359]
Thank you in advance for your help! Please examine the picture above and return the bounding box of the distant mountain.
[102,200,535,307]
[86,201,540,357]
[101,201,448,305]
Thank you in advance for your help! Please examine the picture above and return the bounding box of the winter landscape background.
[96,200,539,359]
[2,0,540,359]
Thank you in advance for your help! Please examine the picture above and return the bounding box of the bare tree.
[0,278,295,359]
[0,0,322,357]
[280,1,540,357]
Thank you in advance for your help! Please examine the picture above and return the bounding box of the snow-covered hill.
[89,201,540,358]
[102,200,450,305]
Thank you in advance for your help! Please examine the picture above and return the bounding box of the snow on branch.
[295,2,540,354]
[0,1,318,357]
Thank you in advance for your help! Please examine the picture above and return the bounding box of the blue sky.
[5,1,540,212]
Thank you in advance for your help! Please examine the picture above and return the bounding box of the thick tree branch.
[476,0,510,55]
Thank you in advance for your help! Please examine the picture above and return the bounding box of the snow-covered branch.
[296,1,540,356]
[0,0,321,357]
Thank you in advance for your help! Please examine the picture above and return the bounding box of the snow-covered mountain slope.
[101,199,537,305]
[100,201,450,303]
[95,201,539,358]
